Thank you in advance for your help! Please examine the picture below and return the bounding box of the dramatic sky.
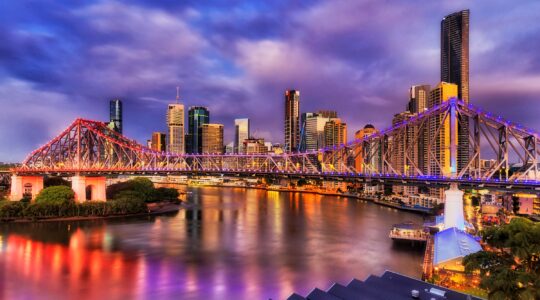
[1,0,540,162]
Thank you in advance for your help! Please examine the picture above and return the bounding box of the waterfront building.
[305,113,331,151]
[442,10,470,174]
[324,118,347,147]
[428,82,458,199]
[427,82,458,177]
[243,138,267,154]
[234,118,250,153]
[151,132,166,152]
[284,90,300,152]
[201,124,224,154]
[186,106,209,154]
[108,99,122,134]
[167,103,185,154]
[354,124,378,173]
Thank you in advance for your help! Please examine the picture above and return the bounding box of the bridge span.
[7,99,540,201]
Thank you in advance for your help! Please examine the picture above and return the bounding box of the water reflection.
[0,187,424,299]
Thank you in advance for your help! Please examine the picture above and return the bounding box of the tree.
[463,217,540,300]
[35,186,75,205]
[107,177,156,202]
[44,177,71,188]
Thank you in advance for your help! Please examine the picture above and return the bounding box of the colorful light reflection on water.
[0,187,424,299]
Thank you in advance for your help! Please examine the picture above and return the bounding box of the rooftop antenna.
[176,86,180,103]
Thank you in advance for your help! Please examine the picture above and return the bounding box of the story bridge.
[9,99,540,201]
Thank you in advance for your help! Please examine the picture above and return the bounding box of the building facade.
[442,10,470,175]
[151,132,166,152]
[234,118,250,154]
[354,124,378,173]
[201,124,224,154]
[284,90,300,152]
[324,118,347,147]
[167,103,185,154]
[186,106,209,154]
[305,113,331,151]
[109,99,122,134]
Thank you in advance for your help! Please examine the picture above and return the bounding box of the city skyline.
[1,1,540,162]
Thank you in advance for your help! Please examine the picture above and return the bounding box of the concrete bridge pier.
[10,175,44,201]
[71,176,107,202]
[443,183,465,231]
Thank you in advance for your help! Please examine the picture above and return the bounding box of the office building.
[108,99,122,134]
[225,142,234,154]
[299,112,314,152]
[305,113,331,151]
[324,118,347,147]
[234,118,250,153]
[151,132,166,152]
[186,106,209,154]
[391,111,417,195]
[284,90,300,152]
[201,124,224,154]
[442,10,470,174]
[427,82,458,177]
[167,103,185,154]
[408,85,431,174]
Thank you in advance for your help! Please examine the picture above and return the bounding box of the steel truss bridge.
[12,99,540,191]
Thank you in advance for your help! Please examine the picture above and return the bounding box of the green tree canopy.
[463,217,540,300]
[35,186,75,205]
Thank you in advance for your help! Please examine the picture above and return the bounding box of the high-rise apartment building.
[284,90,300,152]
[354,124,378,173]
[201,124,224,154]
[151,132,166,152]
[167,103,185,154]
[109,99,122,134]
[324,118,347,147]
[186,106,209,154]
[317,110,337,119]
[234,118,250,153]
[442,10,470,174]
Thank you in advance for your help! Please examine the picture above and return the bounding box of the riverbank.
[0,202,182,223]
[184,183,434,215]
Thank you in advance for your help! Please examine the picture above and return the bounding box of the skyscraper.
[408,85,431,174]
[167,88,184,154]
[427,82,458,177]
[151,132,166,152]
[305,113,331,151]
[186,106,209,154]
[442,10,470,174]
[202,124,224,154]
[234,118,250,153]
[109,99,122,134]
[284,90,300,152]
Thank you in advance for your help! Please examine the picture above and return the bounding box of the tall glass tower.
[441,10,470,174]
[186,106,210,154]
[284,90,300,152]
[109,99,122,134]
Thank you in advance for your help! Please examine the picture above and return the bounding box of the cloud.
[0,0,540,161]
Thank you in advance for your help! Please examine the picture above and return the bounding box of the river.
[0,186,425,299]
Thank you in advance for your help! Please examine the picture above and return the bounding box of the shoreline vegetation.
[0,177,182,223]
[0,178,433,223]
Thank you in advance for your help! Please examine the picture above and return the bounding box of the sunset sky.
[1,0,540,161]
